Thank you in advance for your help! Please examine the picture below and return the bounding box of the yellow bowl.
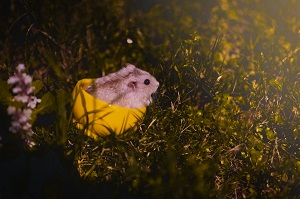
[72,79,146,138]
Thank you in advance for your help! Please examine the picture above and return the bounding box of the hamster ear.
[128,81,137,90]
[125,63,136,71]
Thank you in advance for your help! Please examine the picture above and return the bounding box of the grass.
[1,0,300,198]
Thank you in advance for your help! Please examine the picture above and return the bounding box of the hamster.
[85,63,159,108]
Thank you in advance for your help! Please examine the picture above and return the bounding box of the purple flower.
[16,63,25,73]
[27,96,42,109]
[7,65,35,105]
[7,106,32,133]
[6,63,41,147]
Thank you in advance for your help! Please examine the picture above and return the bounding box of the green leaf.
[56,89,71,145]
[282,173,288,182]
[0,79,13,104]
[274,114,284,124]
[254,139,265,151]
[31,91,56,123]
[266,127,276,141]
[31,80,44,94]
[56,89,71,105]
[34,91,56,115]
[42,51,64,79]
[250,148,262,166]
[296,161,300,171]
[269,78,282,91]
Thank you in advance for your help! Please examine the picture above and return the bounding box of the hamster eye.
[144,79,150,85]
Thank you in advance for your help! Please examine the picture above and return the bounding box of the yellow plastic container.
[72,79,146,138]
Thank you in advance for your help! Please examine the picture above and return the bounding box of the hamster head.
[86,63,159,108]
[120,64,159,108]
